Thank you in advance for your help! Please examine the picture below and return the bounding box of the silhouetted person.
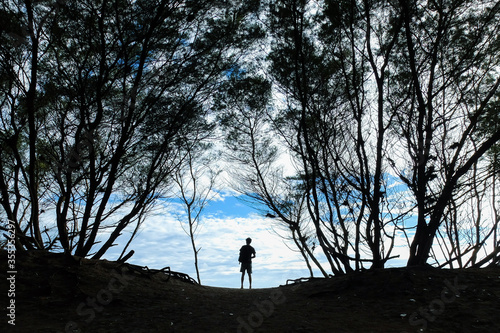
[239,237,256,289]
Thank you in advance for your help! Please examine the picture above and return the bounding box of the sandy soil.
[1,250,499,332]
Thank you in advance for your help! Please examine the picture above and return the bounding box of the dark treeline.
[1,0,499,274]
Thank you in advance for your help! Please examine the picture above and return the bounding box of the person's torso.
[239,245,255,263]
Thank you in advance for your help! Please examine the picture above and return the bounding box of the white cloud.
[100,197,414,288]
[102,206,312,288]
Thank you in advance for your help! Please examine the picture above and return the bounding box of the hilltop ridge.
[1,250,499,332]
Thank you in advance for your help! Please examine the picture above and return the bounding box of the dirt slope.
[1,250,499,332]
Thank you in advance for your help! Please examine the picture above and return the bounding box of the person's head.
[246,237,252,245]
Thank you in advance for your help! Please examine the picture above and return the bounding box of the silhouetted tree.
[221,0,500,274]
[0,0,263,258]
[262,0,404,273]
[172,146,221,284]
[391,0,500,266]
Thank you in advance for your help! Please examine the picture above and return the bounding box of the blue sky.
[101,195,315,288]
[100,194,411,289]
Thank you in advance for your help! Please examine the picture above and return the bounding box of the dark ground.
[1,250,499,332]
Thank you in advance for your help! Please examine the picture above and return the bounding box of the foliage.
[1,0,499,272]
[220,0,500,274]
[0,0,263,258]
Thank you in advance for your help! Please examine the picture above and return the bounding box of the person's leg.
[241,271,245,289]
[248,273,252,289]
